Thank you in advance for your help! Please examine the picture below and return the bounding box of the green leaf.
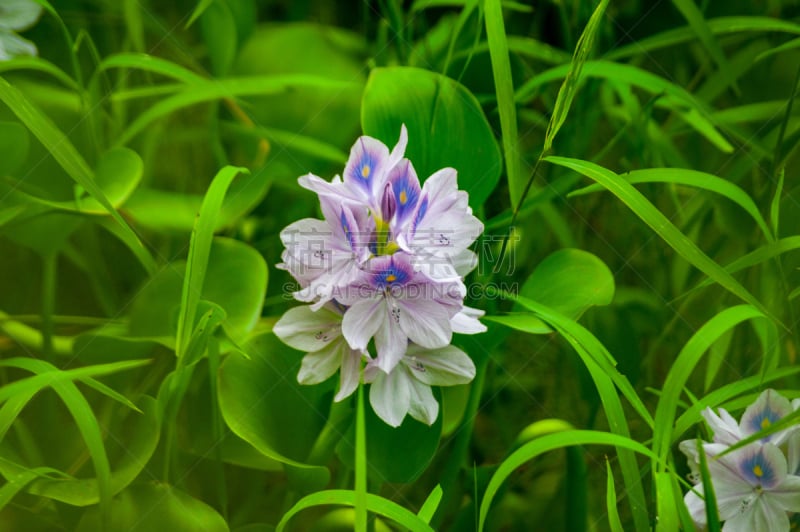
[0,75,154,274]
[276,490,434,532]
[605,460,624,532]
[361,66,502,209]
[545,156,774,321]
[175,165,248,360]
[478,430,656,531]
[417,485,443,524]
[484,0,523,208]
[569,168,774,242]
[514,248,615,333]
[543,0,609,154]
[217,333,331,474]
[200,1,238,76]
[0,396,159,506]
[76,482,228,532]
[0,121,29,176]
[355,385,367,532]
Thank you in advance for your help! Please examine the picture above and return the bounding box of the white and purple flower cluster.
[680,389,800,531]
[274,125,485,427]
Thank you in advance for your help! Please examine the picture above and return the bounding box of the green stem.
[355,383,367,532]
[40,252,58,360]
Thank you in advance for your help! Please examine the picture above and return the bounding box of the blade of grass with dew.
[478,430,657,532]
[569,168,774,242]
[115,75,360,146]
[0,76,155,275]
[355,384,367,532]
[175,166,248,360]
[275,490,435,532]
[545,156,776,322]
[670,0,738,95]
[484,0,523,208]
[605,460,624,532]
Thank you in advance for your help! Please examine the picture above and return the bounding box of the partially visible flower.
[273,303,366,402]
[365,344,475,427]
[702,389,798,446]
[682,442,800,531]
[0,0,43,61]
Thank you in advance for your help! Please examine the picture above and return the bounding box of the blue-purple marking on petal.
[410,196,429,236]
[372,256,412,289]
[747,406,781,441]
[340,209,357,250]
[348,139,376,191]
[389,161,420,222]
[739,448,778,488]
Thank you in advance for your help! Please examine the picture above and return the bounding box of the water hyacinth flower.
[680,389,800,530]
[0,0,43,61]
[275,125,485,427]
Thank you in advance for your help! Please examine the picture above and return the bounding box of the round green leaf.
[361,66,502,209]
[0,120,29,175]
[217,332,331,474]
[518,249,615,333]
[76,482,228,532]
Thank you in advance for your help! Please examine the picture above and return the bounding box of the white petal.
[739,388,793,444]
[702,406,742,445]
[388,124,408,168]
[0,29,37,60]
[684,486,707,526]
[373,304,408,374]
[406,377,438,425]
[297,343,343,385]
[369,369,410,428]
[451,306,487,335]
[341,298,384,351]
[273,305,341,351]
[788,432,799,475]
[0,0,43,31]
[405,345,475,386]
[334,347,362,402]
[770,474,800,513]
[397,297,452,349]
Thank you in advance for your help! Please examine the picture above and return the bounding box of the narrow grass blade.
[417,484,443,524]
[484,0,523,208]
[355,384,367,532]
[478,430,656,531]
[175,166,248,360]
[545,156,776,323]
[605,460,624,532]
[275,490,435,532]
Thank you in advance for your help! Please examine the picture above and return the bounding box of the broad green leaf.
[76,483,228,532]
[217,333,331,474]
[0,121,29,175]
[570,168,773,241]
[176,165,247,360]
[276,490,434,532]
[484,0,523,208]
[542,0,609,154]
[514,248,615,333]
[478,430,657,532]
[361,67,502,209]
[545,156,774,321]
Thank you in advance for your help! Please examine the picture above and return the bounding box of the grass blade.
[355,384,367,532]
[545,156,776,322]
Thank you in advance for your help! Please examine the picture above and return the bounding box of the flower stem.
[355,382,368,532]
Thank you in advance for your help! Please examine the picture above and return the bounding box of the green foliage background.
[0,0,799,530]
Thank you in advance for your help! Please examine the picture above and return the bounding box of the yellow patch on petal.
[361,165,370,178]
[386,274,397,283]
[753,465,764,477]
[399,190,408,204]
[761,417,771,430]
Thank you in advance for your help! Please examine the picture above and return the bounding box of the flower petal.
[334,346,363,402]
[407,377,438,426]
[770,473,800,513]
[0,0,43,31]
[397,296,452,349]
[297,343,344,385]
[702,406,742,445]
[341,298,384,351]
[369,368,410,428]
[373,301,409,374]
[273,305,341,352]
[405,345,475,386]
[451,305,487,335]
[739,388,794,444]
[0,29,37,60]
[684,485,708,526]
